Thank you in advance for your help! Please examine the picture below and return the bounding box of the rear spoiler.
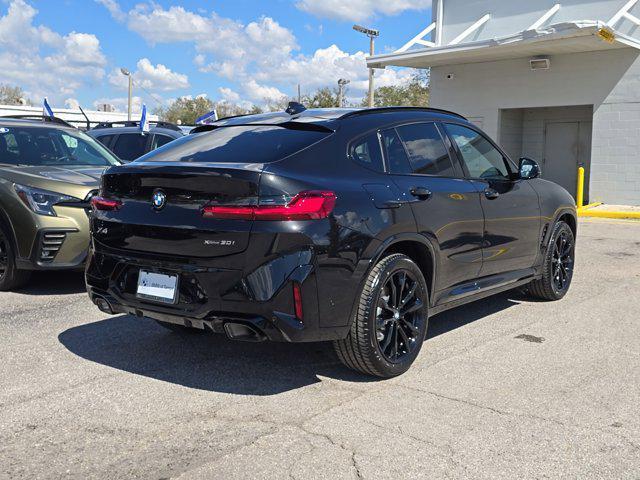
[190,121,334,135]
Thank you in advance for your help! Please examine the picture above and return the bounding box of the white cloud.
[104,2,416,105]
[0,0,106,103]
[109,58,189,92]
[94,0,125,22]
[242,80,286,102]
[65,98,80,109]
[296,0,431,22]
[218,87,240,102]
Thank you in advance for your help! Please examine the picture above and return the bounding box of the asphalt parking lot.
[1,218,639,480]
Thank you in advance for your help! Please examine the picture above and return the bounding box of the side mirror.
[519,157,540,180]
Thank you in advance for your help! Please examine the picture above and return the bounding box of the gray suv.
[87,121,185,162]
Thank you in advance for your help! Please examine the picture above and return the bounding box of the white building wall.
[430,48,640,204]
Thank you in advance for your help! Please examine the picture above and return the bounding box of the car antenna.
[285,101,306,115]
[78,105,91,130]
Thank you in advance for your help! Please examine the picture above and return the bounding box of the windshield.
[135,125,331,164]
[0,126,120,167]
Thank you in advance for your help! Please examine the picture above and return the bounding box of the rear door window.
[151,134,174,150]
[138,125,330,164]
[380,128,412,175]
[112,133,148,161]
[350,133,384,172]
[395,123,455,177]
[95,134,115,148]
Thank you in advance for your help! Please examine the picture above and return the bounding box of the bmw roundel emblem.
[152,190,167,210]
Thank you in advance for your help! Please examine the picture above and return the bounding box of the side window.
[95,134,115,148]
[445,124,511,180]
[380,128,412,174]
[395,123,455,176]
[349,133,384,172]
[112,134,148,161]
[151,134,174,150]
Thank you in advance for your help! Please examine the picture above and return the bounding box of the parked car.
[86,105,577,377]
[86,121,185,162]
[0,116,120,290]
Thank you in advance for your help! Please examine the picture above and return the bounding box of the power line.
[130,77,165,109]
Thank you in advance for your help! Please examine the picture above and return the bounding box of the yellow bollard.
[576,166,585,208]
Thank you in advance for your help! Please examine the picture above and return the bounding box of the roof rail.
[1,114,76,128]
[91,120,182,132]
[340,107,467,121]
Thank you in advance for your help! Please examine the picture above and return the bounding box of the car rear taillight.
[202,191,336,221]
[293,282,303,320]
[91,196,122,211]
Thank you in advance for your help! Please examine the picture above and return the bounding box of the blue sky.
[0,0,432,112]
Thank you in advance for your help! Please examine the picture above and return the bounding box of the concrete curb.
[578,203,640,219]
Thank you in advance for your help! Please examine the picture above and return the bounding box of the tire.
[527,221,575,301]
[0,222,31,291]
[333,254,429,378]
[154,320,202,334]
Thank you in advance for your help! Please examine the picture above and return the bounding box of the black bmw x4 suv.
[87,105,577,377]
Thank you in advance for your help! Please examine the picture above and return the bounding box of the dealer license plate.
[136,270,178,304]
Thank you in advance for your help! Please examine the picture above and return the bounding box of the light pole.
[120,67,133,121]
[337,78,350,107]
[353,24,379,108]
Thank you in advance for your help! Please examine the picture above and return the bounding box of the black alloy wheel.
[334,253,429,378]
[0,229,7,281]
[528,221,575,301]
[551,228,574,294]
[375,270,425,363]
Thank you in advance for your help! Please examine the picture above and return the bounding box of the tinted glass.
[350,133,384,172]
[395,123,454,176]
[380,128,412,174]
[446,124,510,180]
[95,134,115,148]
[112,133,148,161]
[151,134,174,150]
[0,126,119,166]
[136,125,330,164]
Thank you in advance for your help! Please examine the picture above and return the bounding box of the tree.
[302,87,340,108]
[156,96,265,124]
[363,70,430,107]
[0,84,30,106]
[155,96,214,125]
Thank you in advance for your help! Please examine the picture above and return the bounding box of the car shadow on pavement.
[18,271,86,295]
[58,290,523,395]
[58,315,372,395]
[427,290,523,339]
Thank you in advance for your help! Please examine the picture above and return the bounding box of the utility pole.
[337,78,350,108]
[353,25,379,108]
[120,67,133,121]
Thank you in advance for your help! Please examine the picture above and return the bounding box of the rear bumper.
[85,245,351,343]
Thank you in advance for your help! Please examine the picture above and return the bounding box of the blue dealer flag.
[43,98,54,117]
[196,110,218,125]
[139,104,150,134]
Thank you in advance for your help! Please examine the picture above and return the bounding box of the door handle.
[484,188,500,200]
[410,187,432,200]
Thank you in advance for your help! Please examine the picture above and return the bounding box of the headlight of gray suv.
[14,184,80,217]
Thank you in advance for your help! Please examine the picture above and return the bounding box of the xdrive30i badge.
[152,190,167,210]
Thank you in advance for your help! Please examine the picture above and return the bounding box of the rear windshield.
[135,125,330,164]
[0,126,120,167]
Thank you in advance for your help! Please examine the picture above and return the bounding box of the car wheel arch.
[0,206,18,255]
[369,233,437,305]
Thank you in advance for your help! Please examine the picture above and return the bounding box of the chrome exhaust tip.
[94,296,114,315]
[223,322,266,342]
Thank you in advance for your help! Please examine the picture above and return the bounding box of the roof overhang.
[368,21,640,69]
